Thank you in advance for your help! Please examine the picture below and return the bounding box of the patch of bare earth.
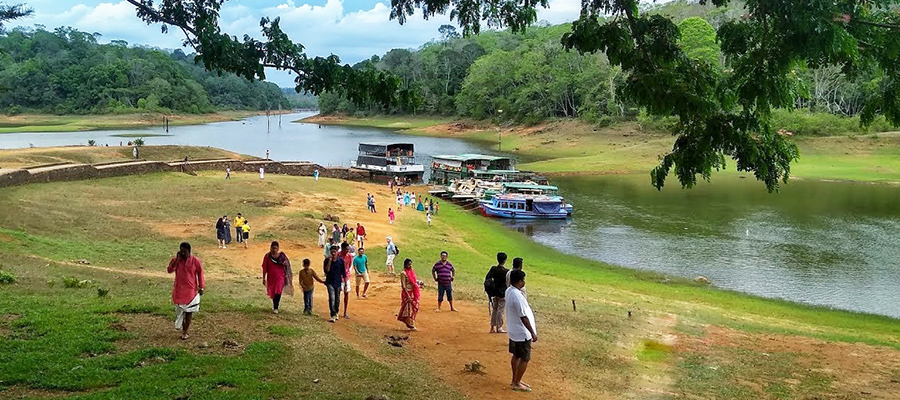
[682,326,900,398]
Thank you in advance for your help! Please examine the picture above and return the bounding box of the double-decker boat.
[480,193,573,219]
[350,142,425,182]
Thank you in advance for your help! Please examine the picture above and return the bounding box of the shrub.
[133,138,145,147]
[0,270,16,284]
[87,140,96,146]
[62,277,92,289]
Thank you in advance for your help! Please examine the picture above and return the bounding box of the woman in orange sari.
[397,258,421,331]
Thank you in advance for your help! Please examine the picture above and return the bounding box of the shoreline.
[0,110,295,134]
[299,113,900,184]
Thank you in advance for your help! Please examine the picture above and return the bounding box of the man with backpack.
[484,252,510,333]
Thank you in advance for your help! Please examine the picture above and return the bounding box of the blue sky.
[10,0,582,87]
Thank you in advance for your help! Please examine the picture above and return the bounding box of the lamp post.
[497,109,503,151]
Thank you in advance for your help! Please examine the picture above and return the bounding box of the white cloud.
[12,0,584,87]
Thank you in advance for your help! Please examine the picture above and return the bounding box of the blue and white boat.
[480,193,573,219]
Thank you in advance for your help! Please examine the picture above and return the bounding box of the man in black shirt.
[485,252,509,333]
[323,246,347,323]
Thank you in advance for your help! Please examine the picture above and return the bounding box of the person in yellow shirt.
[241,220,250,249]
[234,213,245,243]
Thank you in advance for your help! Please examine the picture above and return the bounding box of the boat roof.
[471,169,520,175]
[494,193,564,201]
[502,183,558,191]
[432,154,511,162]
[359,142,415,146]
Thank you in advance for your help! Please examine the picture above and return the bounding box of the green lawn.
[2,171,899,398]
[0,112,261,134]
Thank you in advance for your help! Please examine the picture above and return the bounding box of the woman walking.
[341,223,350,241]
[167,242,205,340]
[397,258,421,331]
[215,216,227,249]
[262,241,294,314]
[317,222,327,248]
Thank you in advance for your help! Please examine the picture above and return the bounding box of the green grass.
[298,114,453,130]
[110,134,172,138]
[2,171,899,398]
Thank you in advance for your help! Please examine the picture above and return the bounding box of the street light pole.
[497,109,503,151]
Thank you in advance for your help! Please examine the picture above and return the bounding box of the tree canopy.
[121,0,900,191]
[394,0,900,191]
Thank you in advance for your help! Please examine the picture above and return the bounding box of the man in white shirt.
[505,269,536,392]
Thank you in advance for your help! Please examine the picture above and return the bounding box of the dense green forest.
[0,26,290,115]
[320,0,893,134]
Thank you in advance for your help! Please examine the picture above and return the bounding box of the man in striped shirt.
[431,251,457,312]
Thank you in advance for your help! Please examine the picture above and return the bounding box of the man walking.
[353,247,370,298]
[356,223,366,249]
[506,269,536,392]
[432,251,456,312]
[234,213,245,243]
[485,252,509,333]
[323,245,346,323]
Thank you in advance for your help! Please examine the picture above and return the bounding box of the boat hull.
[480,204,572,219]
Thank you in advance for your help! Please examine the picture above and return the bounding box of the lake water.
[2,112,898,317]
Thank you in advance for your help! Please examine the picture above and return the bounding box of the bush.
[62,277,92,289]
[0,270,16,284]
[133,138,145,147]
[772,109,894,136]
[87,140,96,146]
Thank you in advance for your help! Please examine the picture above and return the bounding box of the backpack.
[393,245,400,255]
[483,269,494,296]
[484,266,506,297]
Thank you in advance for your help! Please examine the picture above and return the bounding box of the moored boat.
[480,193,573,219]
[350,142,425,182]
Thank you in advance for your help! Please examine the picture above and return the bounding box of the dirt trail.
[208,184,582,400]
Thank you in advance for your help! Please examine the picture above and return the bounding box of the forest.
[0,26,290,115]
[319,0,892,135]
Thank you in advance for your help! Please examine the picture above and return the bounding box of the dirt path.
[206,184,582,399]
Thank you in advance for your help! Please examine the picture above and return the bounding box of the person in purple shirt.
[431,251,457,312]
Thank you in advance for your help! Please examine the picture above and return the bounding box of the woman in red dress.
[262,241,294,314]
[167,242,205,340]
[397,258,421,331]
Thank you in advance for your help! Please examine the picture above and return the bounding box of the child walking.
[388,207,395,225]
[241,220,250,249]
[298,258,325,315]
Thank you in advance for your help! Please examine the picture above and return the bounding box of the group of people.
[389,189,438,226]
[215,213,250,249]
[172,193,537,393]
[366,193,377,213]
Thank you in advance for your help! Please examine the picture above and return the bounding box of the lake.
[2,112,898,317]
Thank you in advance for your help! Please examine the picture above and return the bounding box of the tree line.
[320,1,891,133]
[0,26,290,115]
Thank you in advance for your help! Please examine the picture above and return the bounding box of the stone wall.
[0,158,373,189]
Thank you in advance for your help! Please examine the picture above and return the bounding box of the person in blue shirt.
[353,247,370,298]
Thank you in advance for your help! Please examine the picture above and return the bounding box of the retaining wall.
[0,158,373,189]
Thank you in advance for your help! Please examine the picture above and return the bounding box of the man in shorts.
[353,247,370,298]
[431,251,456,312]
[385,237,397,275]
[356,223,366,248]
[505,269,536,392]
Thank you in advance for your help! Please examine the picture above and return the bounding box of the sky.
[10,0,584,87]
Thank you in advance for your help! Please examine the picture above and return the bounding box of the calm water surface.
[511,175,900,317]
[2,113,898,317]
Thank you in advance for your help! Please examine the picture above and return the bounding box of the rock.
[313,379,320,384]
[694,276,711,285]
[323,214,340,222]
[197,342,210,349]
[388,340,403,348]
[365,396,391,400]
[222,339,240,349]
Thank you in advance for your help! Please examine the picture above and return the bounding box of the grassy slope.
[2,171,899,399]
[0,145,254,169]
[0,111,263,134]
[301,115,900,183]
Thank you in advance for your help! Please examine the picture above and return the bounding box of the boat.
[430,154,515,185]
[481,182,560,200]
[350,142,425,182]
[480,193,573,219]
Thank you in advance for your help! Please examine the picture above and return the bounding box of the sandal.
[180,334,189,340]
[511,385,531,392]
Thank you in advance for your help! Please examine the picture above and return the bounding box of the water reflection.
[523,175,900,317]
